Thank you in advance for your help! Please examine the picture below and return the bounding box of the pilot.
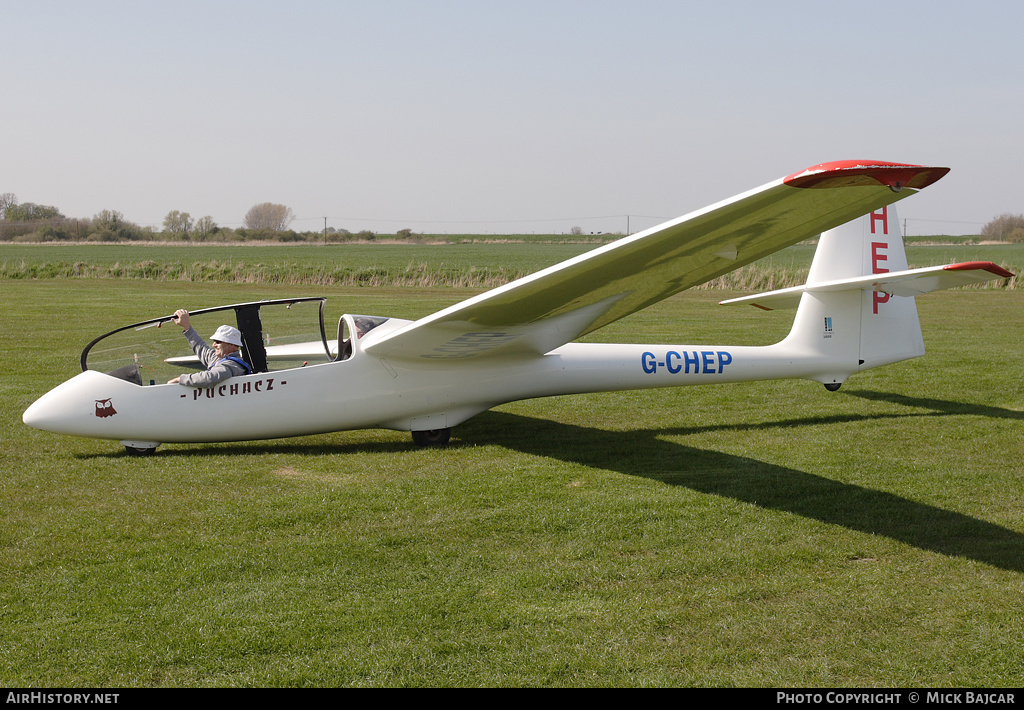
[167,309,252,386]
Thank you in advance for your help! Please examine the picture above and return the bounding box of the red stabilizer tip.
[944,261,1014,279]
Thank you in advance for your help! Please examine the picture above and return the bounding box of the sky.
[4,0,1022,236]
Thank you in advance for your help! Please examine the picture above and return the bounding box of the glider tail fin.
[721,207,1010,389]
[784,205,924,388]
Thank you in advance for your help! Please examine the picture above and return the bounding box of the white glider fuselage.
[22,337,826,445]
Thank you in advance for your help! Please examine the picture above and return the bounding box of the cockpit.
[81,298,390,385]
[336,314,391,362]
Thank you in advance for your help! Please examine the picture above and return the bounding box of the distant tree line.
[0,195,397,243]
[981,214,1024,243]
[0,193,426,243]
[5,189,1022,244]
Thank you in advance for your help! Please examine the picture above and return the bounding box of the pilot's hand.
[167,376,181,384]
[172,309,191,330]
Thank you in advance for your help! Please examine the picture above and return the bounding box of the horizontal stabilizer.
[720,261,1013,310]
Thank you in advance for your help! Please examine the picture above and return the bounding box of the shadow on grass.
[88,388,1023,572]
[87,439,416,458]
[460,403,1024,574]
[845,389,1024,421]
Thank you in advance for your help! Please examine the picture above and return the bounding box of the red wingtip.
[784,160,950,191]
[944,261,1014,279]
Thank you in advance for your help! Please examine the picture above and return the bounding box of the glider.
[22,160,1012,454]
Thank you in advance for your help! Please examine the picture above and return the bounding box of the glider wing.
[363,161,949,362]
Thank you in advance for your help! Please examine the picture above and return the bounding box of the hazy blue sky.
[4,1,1022,235]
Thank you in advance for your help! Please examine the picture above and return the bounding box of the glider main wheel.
[124,445,157,457]
[411,428,451,447]
[823,383,842,392]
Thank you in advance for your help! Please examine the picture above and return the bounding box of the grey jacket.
[177,327,250,387]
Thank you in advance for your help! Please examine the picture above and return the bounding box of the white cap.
[210,325,243,347]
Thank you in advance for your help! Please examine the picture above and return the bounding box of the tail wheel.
[411,428,451,447]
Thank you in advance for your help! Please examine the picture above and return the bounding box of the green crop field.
[3,242,1022,291]
[0,243,593,288]
[2,250,1023,686]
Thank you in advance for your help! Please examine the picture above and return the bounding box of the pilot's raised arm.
[167,309,251,386]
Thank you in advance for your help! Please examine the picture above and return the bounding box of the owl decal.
[95,399,117,418]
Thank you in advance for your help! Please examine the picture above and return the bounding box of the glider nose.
[23,390,64,432]
[23,370,151,441]
[22,372,101,435]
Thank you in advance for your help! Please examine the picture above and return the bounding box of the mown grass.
[2,275,1023,687]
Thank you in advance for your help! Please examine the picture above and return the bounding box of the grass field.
[2,255,1023,686]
